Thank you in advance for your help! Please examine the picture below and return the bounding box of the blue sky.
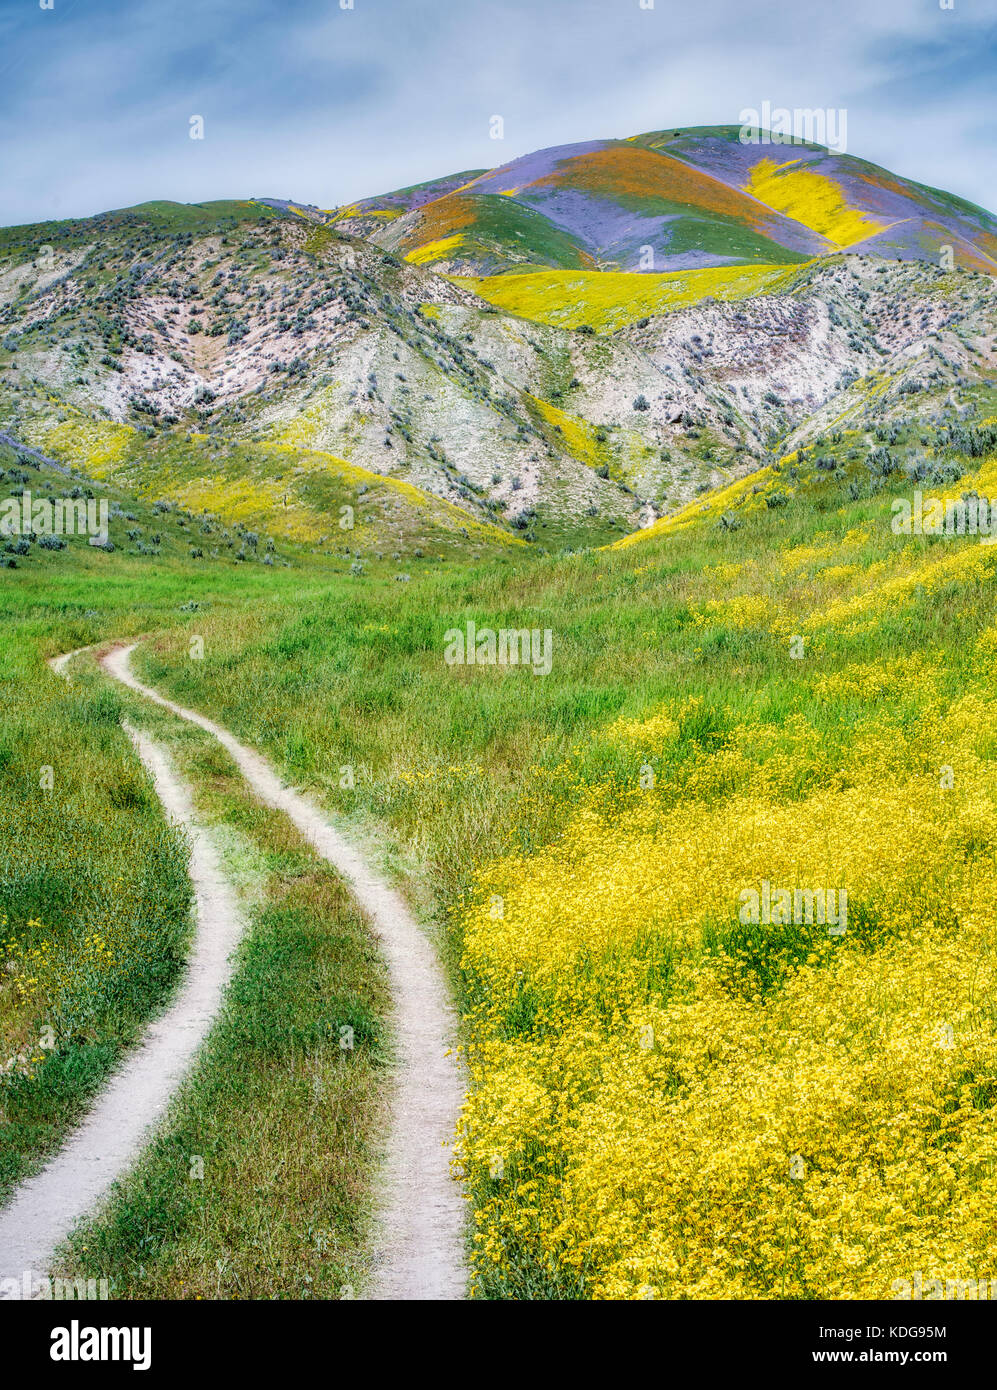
[0,0,993,226]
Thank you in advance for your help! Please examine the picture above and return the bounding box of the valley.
[2,121,997,1303]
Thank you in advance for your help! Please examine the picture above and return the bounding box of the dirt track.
[0,673,245,1298]
[99,643,467,1300]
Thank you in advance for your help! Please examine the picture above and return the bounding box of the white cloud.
[0,0,992,225]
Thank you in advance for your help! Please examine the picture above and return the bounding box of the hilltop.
[320,126,997,276]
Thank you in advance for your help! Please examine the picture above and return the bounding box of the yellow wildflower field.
[458,677,997,1298]
[455,448,997,1299]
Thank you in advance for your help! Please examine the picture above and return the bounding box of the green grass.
[4,388,997,1297]
[0,646,193,1201]
[0,516,320,1198]
[53,703,389,1299]
[110,412,997,1003]
[406,193,593,273]
[1,532,394,1292]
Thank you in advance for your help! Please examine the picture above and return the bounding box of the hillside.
[24,386,997,1301]
[331,126,997,277]
[2,181,996,553]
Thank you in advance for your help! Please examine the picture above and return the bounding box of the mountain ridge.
[311,125,997,277]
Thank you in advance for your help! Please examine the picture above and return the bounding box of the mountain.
[325,126,997,277]
[1,131,996,557]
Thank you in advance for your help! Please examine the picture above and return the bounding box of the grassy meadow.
[115,413,997,1298]
[0,553,211,1200]
[5,402,997,1297]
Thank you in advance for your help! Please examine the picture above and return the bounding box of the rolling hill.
[0,129,995,558]
[326,126,997,278]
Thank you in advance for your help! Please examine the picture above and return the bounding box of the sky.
[0,0,993,226]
